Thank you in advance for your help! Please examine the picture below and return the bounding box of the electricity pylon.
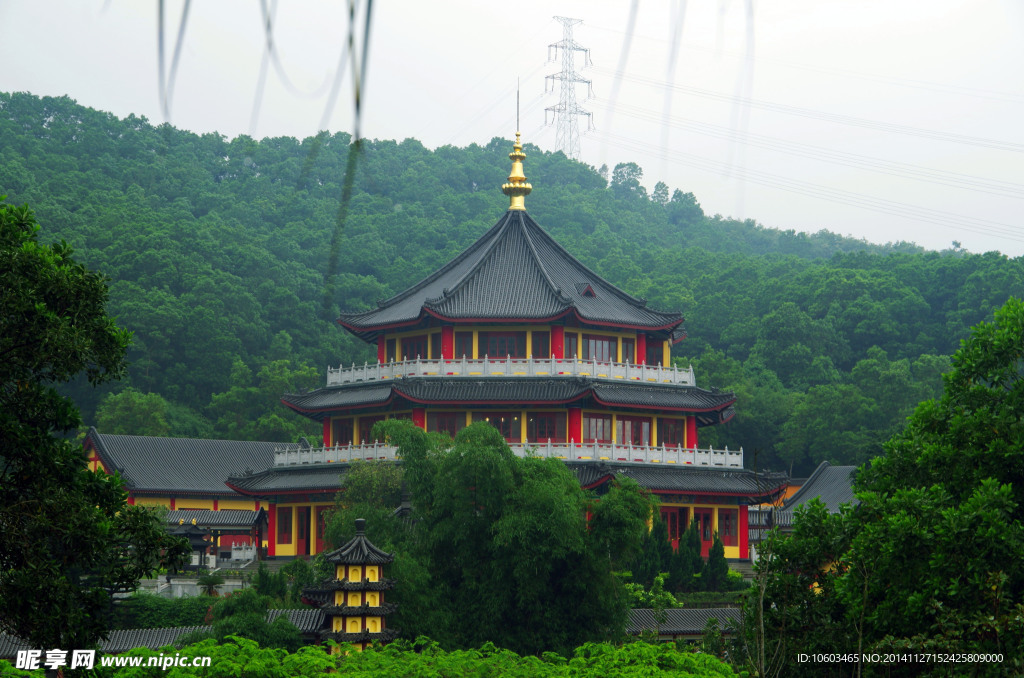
[545,16,594,159]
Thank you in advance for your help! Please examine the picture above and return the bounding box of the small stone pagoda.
[302,518,398,651]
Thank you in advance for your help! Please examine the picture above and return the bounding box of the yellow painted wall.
[219,499,259,510]
[176,499,214,510]
[135,497,171,508]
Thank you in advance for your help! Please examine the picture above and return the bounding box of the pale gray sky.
[1,0,1022,254]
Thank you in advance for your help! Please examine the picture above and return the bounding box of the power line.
[590,98,1024,199]
[590,65,1024,154]
[593,129,1024,244]
[586,22,1024,105]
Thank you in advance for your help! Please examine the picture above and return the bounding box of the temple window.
[645,338,662,366]
[332,418,354,446]
[659,418,686,447]
[403,334,428,360]
[532,331,549,358]
[616,416,651,446]
[429,333,441,359]
[385,338,397,362]
[455,331,473,359]
[583,413,612,443]
[621,337,635,363]
[720,508,738,546]
[428,411,465,439]
[472,412,521,442]
[277,507,292,545]
[479,331,526,358]
[582,334,616,362]
[565,333,579,359]
[527,412,566,443]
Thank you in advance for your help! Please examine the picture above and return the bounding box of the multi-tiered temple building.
[86,134,787,565]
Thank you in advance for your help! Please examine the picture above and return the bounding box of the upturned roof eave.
[337,306,683,340]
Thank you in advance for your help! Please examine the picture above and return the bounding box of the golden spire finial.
[501,131,532,210]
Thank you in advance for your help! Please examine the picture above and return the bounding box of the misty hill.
[2,91,1022,473]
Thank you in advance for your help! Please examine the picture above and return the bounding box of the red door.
[315,506,331,554]
[694,508,714,558]
[295,506,311,557]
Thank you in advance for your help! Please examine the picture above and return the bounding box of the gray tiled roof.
[337,210,684,339]
[266,608,326,634]
[0,627,211,658]
[783,461,858,513]
[282,378,735,422]
[164,509,265,529]
[87,428,293,495]
[100,627,211,653]
[627,608,741,635]
[228,464,346,494]
[578,462,788,497]
[324,520,394,565]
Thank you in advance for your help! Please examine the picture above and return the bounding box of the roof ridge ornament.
[501,131,532,210]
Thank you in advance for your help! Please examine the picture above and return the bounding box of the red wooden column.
[441,326,454,360]
[568,407,582,445]
[377,336,386,363]
[636,333,647,364]
[268,503,277,557]
[739,505,749,559]
[686,416,698,448]
[126,496,135,506]
[551,326,565,359]
[412,408,426,430]
[170,497,176,510]
[213,499,219,511]
[323,419,331,447]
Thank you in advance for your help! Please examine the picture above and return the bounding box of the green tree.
[702,535,729,592]
[0,200,189,651]
[181,588,303,652]
[197,573,225,597]
[746,298,1024,676]
[96,387,172,436]
[324,420,655,656]
[207,357,321,441]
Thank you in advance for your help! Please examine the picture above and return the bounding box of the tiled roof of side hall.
[86,427,295,495]
[336,210,684,339]
[281,377,736,422]
[164,509,265,528]
[567,461,788,497]
[627,608,741,636]
[783,461,858,512]
[227,464,348,495]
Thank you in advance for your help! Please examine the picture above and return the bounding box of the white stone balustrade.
[274,441,742,468]
[325,355,695,387]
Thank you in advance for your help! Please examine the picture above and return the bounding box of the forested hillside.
[2,92,1021,474]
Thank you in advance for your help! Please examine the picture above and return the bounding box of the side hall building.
[86,134,788,563]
